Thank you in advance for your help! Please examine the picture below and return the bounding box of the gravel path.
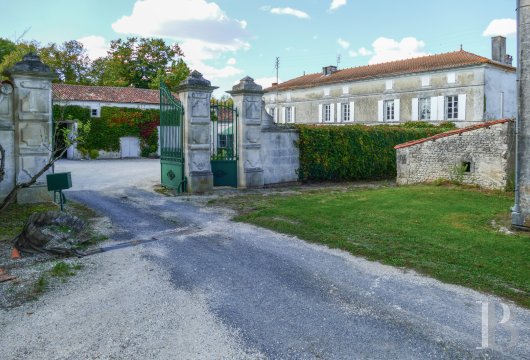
[1,159,528,359]
[0,238,262,359]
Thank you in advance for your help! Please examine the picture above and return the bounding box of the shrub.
[89,149,99,159]
[296,124,450,182]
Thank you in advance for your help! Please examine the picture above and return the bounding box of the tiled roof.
[264,50,515,92]
[52,83,171,104]
[394,119,512,150]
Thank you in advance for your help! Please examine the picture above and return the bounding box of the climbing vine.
[53,105,160,156]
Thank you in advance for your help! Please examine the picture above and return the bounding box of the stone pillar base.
[188,171,213,193]
[17,186,52,204]
[243,168,264,189]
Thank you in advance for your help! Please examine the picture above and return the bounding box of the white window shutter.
[394,99,401,122]
[292,106,296,123]
[458,94,467,120]
[378,100,384,122]
[430,97,438,120]
[350,101,355,121]
[318,104,323,123]
[437,96,445,120]
[411,98,419,121]
[336,103,342,123]
[330,103,335,122]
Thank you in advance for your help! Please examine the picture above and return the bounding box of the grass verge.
[0,202,59,242]
[216,185,530,308]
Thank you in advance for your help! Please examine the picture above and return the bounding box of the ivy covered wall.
[53,105,159,157]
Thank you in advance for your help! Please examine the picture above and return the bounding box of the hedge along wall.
[53,105,160,156]
[296,124,453,182]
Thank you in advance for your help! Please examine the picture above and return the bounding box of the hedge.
[52,104,91,123]
[53,105,159,155]
[296,123,453,182]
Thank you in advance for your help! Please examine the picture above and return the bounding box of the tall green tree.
[101,37,186,89]
[150,58,190,91]
[39,40,91,84]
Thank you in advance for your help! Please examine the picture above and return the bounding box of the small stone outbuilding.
[395,119,514,190]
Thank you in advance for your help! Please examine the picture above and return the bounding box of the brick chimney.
[492,36,507,63]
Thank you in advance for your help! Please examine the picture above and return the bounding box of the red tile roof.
[265,50,515,92]
[394,119,512,150]
[52,83,171,105]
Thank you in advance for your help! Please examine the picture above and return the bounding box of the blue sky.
[0,0,518,96]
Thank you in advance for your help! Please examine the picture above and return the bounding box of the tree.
[100,37,186,89]
[150,58,190,91]
[39,40,91,84]
[0,38,16,63]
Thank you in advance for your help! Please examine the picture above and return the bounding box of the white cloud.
[226,57,237,65]
[253,76,281,89]
[329,0,347,11]
[269,7,310,19]
[358,47,372,56]
[483,18,516,37]
[348,46,372,58]
[337,38,350,49]
[112,0,249,80]
[77,35,109,59]
[368,37,427,64]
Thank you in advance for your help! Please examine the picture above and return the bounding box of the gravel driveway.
[1,159,528,359]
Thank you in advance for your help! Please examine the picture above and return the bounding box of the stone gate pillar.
[4,53,55,203]
[228,76,264,188]
[0,80,15,201]
[176,71,216,193]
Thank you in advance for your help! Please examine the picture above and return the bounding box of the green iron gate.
[160,82,186,192]
[210,100,238,187]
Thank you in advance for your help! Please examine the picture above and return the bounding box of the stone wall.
[395,120,514,190]
[260,106,299,185]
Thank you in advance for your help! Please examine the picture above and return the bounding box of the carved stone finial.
[3,52,54,77]
[179,70,211,87]
[229,76,263,95]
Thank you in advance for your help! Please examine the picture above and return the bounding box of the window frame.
[342,103,350,122]
[418,97,431,121]
[383,99,395,121]
[90,108,99,117]
[323,104,332,122]
[285,106,292,123]
[446,95,459,120]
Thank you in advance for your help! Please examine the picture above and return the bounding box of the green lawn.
[226,185,529,308]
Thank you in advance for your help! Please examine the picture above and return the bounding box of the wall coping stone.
[394,119,512,149]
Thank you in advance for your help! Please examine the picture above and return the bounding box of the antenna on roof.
[336,54,341,68]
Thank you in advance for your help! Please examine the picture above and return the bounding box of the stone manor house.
[264,37,515,127]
